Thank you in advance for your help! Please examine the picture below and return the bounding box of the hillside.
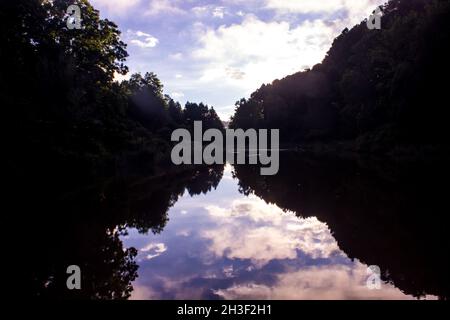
[230,0,450,155]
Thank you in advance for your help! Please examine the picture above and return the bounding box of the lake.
[120,153,449,300]
[25,152,449,299]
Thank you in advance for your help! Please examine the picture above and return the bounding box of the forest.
[230,0,450,156]
[1,0,223,188]
[4,0,449,186]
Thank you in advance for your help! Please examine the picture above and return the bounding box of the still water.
[120,154,448,300]
[25,152,449,299]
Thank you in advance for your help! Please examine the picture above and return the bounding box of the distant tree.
[183,102,224,131]
[166,96,184,125]
[122,72,169,132]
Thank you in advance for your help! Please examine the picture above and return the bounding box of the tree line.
[230,0,450,155]
[1,0,223,185]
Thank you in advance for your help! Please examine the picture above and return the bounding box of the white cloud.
[202,196,342,267]
[266,0,385,25]
[141,242,167,260]
[214,262,416,300]
[93,0,186,17]
[212,7,226,19]
[223,265,235,278]
[135,31,152,37]
[114,71,130,83]
[266,0,348,13]
[192,15,336,93]
[145,0,185,16]
[130,37,159,48]
[226,67,246,80]
[189,0,385,105]
[191,5,227,19]
[90,0,141,16]
[93,0,387,121]
[128,30,159,48]
[192,6,209,16]
[130,284,159,300]
[175,74,183,79]
[171,91,185,98]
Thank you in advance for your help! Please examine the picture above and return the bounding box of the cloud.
[212,7,226,19]
[223,265,235,278]
[226,67,246,80]
[187,0,385,109]
[130,284,159,300]
[192,6,209,16]
[128,30,159,48]
[145,0,185,16]
[213,262,416,300]
[266,0,350,13]
[202,196,342,267]
[135,31,152,37]
[130,38,159,48]
[90,0,141,16]
[101,0,387,123]
[266,0,386,25]
[193,15,336,92]
[92,0,186,17]
[141,242,167,260]
[171,91,185,98]
[191,5,227,19]
[114,71,130,82]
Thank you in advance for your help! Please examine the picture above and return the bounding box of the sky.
[90,0,386,120]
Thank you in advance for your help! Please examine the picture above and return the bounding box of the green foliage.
[1,0,224,184]
[230,0,450,153]
[184,102,224,131]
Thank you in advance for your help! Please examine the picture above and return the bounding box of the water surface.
[25,153,449,299]
[122,160,443,299]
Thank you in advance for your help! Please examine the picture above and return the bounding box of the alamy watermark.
[66,265,81,290]
[366,265,381,290]
[66,4,82,30]
[367,7,382,30]
[171,121,280,176]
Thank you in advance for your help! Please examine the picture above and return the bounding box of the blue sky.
[90,0,385,120]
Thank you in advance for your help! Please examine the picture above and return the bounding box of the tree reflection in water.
[19,165,224,299]
[233,153,450,300]
[14,152,450,299]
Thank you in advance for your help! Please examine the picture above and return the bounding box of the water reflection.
[20,165,224,299]
[123,163,444,300]
[20,153,449,299]
[234,154,450,299]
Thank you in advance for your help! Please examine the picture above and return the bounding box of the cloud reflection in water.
[122,165,424,300]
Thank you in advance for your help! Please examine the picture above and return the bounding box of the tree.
[230,0,450,153]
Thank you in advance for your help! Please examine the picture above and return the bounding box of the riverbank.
[282,139,449,161]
